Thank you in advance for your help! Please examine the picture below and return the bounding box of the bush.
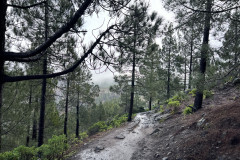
[38,135,68,160]
[14,145,37,160]
[79,132,88,140]
[159,105,164,113]
[167,100,180,108]
[189,88,197,97]
[87,121,108,136]
[0,151,18,160]
[203,90,214,99]
[0,135,69,160]
[167,100,180,113]
[0,146,37,160]
[183,106,193,115]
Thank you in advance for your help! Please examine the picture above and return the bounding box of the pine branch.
[3,0,93,61]
[7,1,46,9]
[3,25,115,83]
[182,4,240,14]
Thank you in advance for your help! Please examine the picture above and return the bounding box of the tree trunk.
[128,50,136,122]
[76,90,80,138]
[38,0,48,147]
[64,77,70,137]
[32,105,37,140]
[234,8,238,65]
[193,0,212,111]
[0,0,7,152]
[167,48,171,99]
[188,36,193,89]
[148,97,152,110]
[184,53,187,91]
[26,84,32,146]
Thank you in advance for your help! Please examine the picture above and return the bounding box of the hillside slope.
[69,85,240,160]
[132,85,240,160]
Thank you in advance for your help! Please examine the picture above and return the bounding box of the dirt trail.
[70,112,166,160]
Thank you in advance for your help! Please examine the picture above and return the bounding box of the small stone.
[167,152,171,155]
[115,134,125,139]
[150,128,160,135]
[197,118,206,127]
[155,153,160,158]
[162,157,168,160]
[94,145,104,152]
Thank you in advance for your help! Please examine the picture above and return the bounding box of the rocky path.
[70,111,169,160]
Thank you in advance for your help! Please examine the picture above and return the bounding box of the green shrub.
[0,135,69,160]
[87,121,108,136]
[107,114,128,128]
[0,151,18,160]
[189,88,197,97]
[38,135,68,160]
[183,106,193,115]
[203,90,214,99]
[167,100,180,113]
[0,146,37,160]
[159,105,164,113]
[13,145,37,160]
[79,132,88,140]
[167,100,180,108]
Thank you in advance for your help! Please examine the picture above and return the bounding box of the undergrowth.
[0,114,129,160]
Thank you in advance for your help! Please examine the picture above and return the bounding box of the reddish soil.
[131,85,240,160]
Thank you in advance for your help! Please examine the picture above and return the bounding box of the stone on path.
[115,134,125,139]
[94,145,104,152]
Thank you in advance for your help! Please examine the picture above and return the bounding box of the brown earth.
[68,85,240,160]
[132,85,240,160]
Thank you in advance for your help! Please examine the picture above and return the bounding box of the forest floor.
[68,85,240,160]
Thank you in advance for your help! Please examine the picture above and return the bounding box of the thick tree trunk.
[64,77,70,137]
[148,97,152,110]
[76,90,80,138]
[38,0,48,147]
[0,0,7,152]
[128,51,136,122]
[167,48,171,99]
[193,0,212,111]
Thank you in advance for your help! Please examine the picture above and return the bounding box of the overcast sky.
[83,0,175,85]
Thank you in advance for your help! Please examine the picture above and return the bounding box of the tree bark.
[128,50,136,122]
[38,0,48,147]
[188,35,193,89]
[148,97,152,110]
[64,77,70,137]
[234,8,238,65]
[26,84,32,146]
[184,53,187,91]
[76,90,80,138]
[167,47,171,99]
[193,0,212,111]
[128,12,137,122]
[32,105,37,140]
[0,0,7,152]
